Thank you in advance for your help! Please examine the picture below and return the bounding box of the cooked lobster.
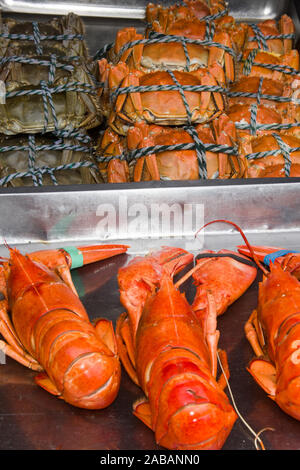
[199,219,300,422]
[115,245,259,449]
[236,243,300,420]
[0,243,128,409]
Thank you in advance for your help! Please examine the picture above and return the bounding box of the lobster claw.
[61,244,129,269]
[237,245,300,265]
[29,244,129,269]
[28,244,129,295]
[237,245,300,278]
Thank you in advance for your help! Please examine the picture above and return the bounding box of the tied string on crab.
[174,220,273,450]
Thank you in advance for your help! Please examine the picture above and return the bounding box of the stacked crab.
[227,15,300,178]
[96,0,300,182]
[0,12,102,187]
[95,0,246,183]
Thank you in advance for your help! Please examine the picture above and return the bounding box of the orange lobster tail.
[116,246,238,449]
[134,275,237,449]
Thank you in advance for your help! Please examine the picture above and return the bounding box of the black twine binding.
[195,252,257,268]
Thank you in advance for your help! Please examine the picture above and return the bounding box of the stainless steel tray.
[0,0,300,452]
[0,178,300,451]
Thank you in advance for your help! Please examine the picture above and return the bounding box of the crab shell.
[96,116,242,183]
[128,119,242,181]
[240,49,300,83]
[98,60,226,135]
[228,76,300,124]
[146,0,228,28]
[109,23,235,83]
[240,133,300,178]
[243,15,295,55]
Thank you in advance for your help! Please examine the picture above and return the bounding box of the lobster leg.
[116,312,139,386]
[0,268,42,370]
[0,340,42,371]
[245,310,277,397]
[204,290,220,378]
[245,310,265,356]
[217,349,230,391]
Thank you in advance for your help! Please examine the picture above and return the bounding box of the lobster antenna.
[194,219,269,276]
[217,351,274,450]
[174,261,205,288]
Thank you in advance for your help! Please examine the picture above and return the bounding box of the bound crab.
[146,0,247,55]
[107,23,235,83]
[243,15,295,56]
[96,116,242,183]
[0,131,101,187]
[239,132,300,178]
[239,49,300,83]
[227,76,300,136]
[98,60,227,135]
[146,0,229,28]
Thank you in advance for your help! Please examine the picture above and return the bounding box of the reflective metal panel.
[0,0,291,19]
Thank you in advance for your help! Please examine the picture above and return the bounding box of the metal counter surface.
[0,249,299,451]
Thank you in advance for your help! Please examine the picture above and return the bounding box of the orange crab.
[243,15,295,56]
[96,116,242,183]
[228,77,300,135]
[240,49,299,83]
[146,0,248,55]
[107,23,235,83]
[128,118,241,181]
[146,0,229,27]
[98,60,227,135]
[239,133,300,178]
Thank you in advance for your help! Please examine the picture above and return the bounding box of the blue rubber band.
[61,246,84,270]
[263,249,300,266]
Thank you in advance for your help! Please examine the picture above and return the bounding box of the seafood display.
[0,243,128,408]
[96,0,300,181]
[1,0,300,453]
[1,220,300,448]
[0,1,299,185]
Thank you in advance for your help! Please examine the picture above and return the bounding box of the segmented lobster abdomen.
[8,249,121,409]
[146,348,237,449]
[134,275,237,449]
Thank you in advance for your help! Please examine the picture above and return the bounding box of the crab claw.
[25,244,129,297]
